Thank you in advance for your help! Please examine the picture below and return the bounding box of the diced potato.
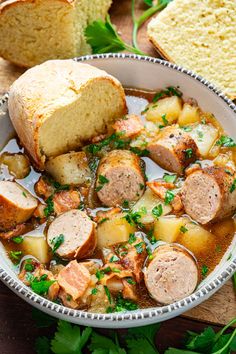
[130,122,159,149]
[154,216,188,243]
[189,124,218,157]
[22,236,50,263]
[213,152,235,170]
[178,103,200,126]
[178,223,216,257]
[0,152,30,179]
[97,213,136,248]
[45,151,91,185]
[132,188,172,225]
[146,96,182,124]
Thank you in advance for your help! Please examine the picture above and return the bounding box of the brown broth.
[0,88,235,310]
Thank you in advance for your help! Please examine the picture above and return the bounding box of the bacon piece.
[0,223,28,240]
[58,289,80,309]
[91,134,107,144]
[57,260,90,301]
[53,190,80,215]
[120,238,147,283]
[112,114,144,138]
[35,177,54,199]
[122,279,138,301]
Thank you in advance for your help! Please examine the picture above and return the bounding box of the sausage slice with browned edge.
[182,166,236,224]
[148,125,199,174]
[47,210,96,259]
[96,150,145,207]
[144,244,199,305]
[0,181,38,230]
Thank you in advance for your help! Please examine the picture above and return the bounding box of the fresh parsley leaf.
[95,175,109,192]
[143,0,153,6]
[164,190,175,205]
[201,265,208,277]
[230,179,236,193]
[185,327,215,352]
[216,135,236,147]
[12,236,23,244]
[51,320,92,354]
[35,336,51,354]
[51,234,64,254]
[163,173,177,183]
[152,204,163,218]
[115,294,138,312]
[126,337,158,354]
[164,349,198,353]
[89,331,126,354]
[127,323,160,354]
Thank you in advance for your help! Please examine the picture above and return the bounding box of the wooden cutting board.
[0,0,235,327]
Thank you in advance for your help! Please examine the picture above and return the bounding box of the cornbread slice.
[0,0,112,67]
[148,0,236,99]
[8,60,127,169]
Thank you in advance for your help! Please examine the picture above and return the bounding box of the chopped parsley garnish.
[112,268,121,273]
[87,132,128,155]
[44,196,54,217]
[164,190,175,205]
[163,173,177,183]
[66,295,72,301]
[147,228,156,244]
[181,126,192,132]
[24,259,35,272]
[126,277,136,285]
[139,183,145,190]
[22,191,27,198]
[12,236,23,244]
[88,157,99,173]
[51,234,64,254]
[153,86,182,103]
[128,233,137,244]
[95,270,105,281]
[161,114,168,126]
[91,288,98,295]
[115,244,128,257]
[152,204,163,219]
[215,245,222,253]
[78,201,85,211]
[230,179,236,193]
[147,247,153,260]
[122,199,129,209]
[134,242,145,254]
[30,275,55,295]
[114,294,138,312]
[124,211,144,227]
[95,174,109,192]
[216,135,236,147]
[184,148,193,159]
[104,285,112,304]
[180,225,188,233]
[109,255,120,263]
[52,181,70,191]
[130,147,150,157]
[9,250,22,263]
[201,265,209,277]
[99,217,109,224]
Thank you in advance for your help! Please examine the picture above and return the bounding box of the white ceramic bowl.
[0,54,236,328]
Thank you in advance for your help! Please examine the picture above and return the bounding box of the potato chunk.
[146,96,182,124]
[178,223,216,257]
[132,188,171,225]
[22,236,50,263]
[189,124,218,157]
[154,216,188,243]
[45,152,91,185]
[178,103,200,126]
[0,153,30,179]
[97,213,136,248]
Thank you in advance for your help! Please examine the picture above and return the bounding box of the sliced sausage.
[57,260,91,301]
[47,209,96,259]
[96,150,145,207]
[148,125,199,174]
[144,244,199,305]
[0,181,38,230]
[181,166,236,224]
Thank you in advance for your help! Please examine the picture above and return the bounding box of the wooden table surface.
[0,0,235,353]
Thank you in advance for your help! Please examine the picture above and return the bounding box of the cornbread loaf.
[148,0,236,99]
[0,0,112,67]
[8,60,127,169]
